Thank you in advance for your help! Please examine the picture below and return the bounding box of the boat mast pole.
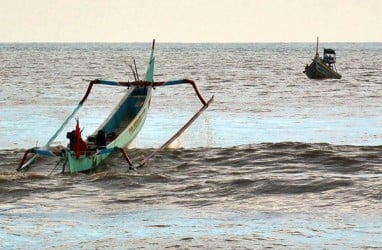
[315,37,319,57]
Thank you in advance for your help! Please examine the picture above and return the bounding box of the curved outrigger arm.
[94,79,210,106]
[17,81,95,171]
[17,78,212,172]
[16,78,126,171]
[138,95,214,168]
[17,147,62,171]
[92,78,214,168]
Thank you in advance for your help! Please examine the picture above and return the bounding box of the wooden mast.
[315,37,319,57]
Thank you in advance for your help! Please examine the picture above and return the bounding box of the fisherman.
[66,130,76,150]
[95,130,107,149]
[66,118,88,158]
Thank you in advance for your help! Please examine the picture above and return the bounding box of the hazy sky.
[1,0,381,42]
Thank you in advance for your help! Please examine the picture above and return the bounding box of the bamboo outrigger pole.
[17,83,95,171]
[137,96,214,168]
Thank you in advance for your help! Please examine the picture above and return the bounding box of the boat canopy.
[323,48,337,65]
[324,48,336,54]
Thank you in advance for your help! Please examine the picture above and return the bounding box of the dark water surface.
[1,43,382,248]
[1,144,381,249]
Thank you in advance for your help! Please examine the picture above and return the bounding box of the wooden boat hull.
[304,59,341,79]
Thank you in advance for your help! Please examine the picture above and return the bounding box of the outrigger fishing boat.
[304,37,342,79]
[17,40,213,174]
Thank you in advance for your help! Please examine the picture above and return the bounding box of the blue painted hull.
[67,42,156,173]
[67,87,152,173]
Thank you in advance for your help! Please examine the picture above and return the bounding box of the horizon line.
[1,40,382,44]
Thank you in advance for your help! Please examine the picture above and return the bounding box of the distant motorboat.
[304,37,342,79]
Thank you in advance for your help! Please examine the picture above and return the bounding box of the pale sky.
[1,0,381,42]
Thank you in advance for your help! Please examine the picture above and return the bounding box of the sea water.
[0,42,381,249]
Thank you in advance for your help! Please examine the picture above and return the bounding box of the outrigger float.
[17,40,214,174]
